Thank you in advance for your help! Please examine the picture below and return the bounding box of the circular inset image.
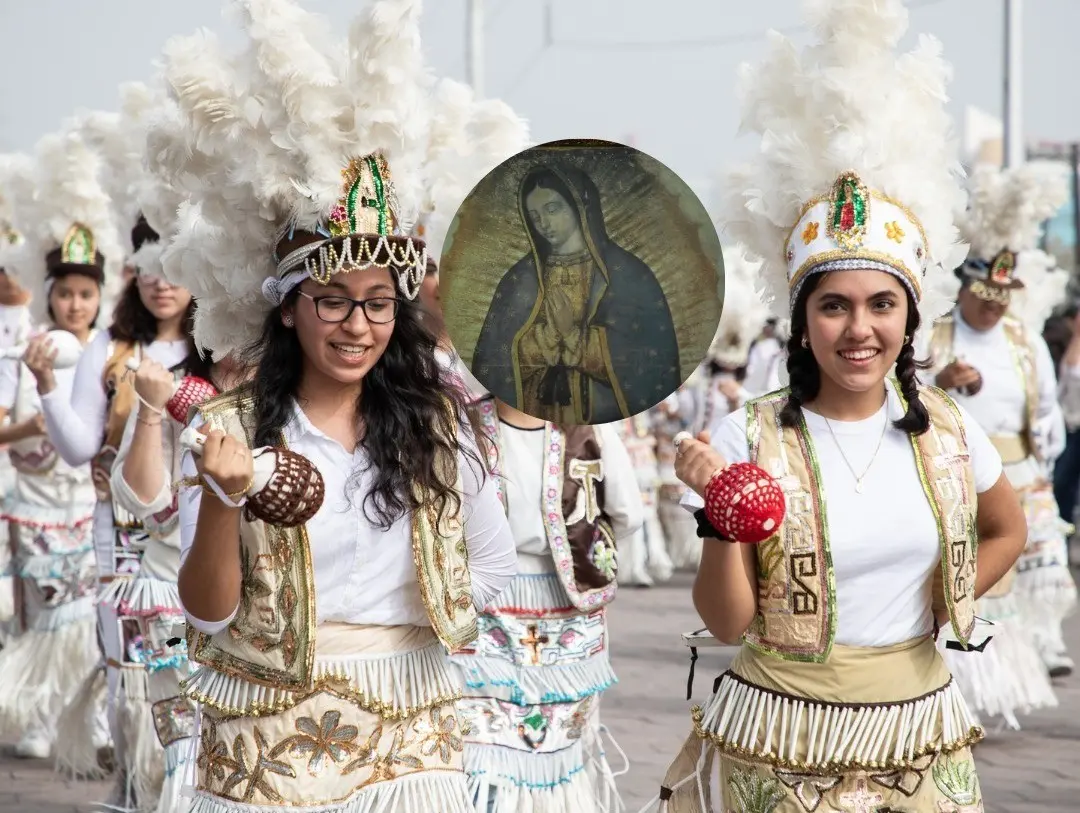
[441,138,724,425]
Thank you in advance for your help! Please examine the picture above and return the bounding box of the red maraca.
[126,358,219,423]
[703,462,785,544]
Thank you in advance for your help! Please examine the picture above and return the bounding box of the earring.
[801,335,809,350]
[904,334,911,345]
[282,315,294,328]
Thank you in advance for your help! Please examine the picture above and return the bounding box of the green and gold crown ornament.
[61,222,97,265]
[272,152,426,302]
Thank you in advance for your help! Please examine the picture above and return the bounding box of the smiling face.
[525,185,583,255]
[803,270,909,396]
[284,266,398,388]
[49,273,100,335]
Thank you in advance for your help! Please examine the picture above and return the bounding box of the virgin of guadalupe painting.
[472,163,681,424]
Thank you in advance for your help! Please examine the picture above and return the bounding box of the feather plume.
[709,245,771,368]
[720,0,967,338]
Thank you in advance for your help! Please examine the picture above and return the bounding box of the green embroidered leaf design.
[727,767,787,813]
[757,537,783,579]
[932,754,978,806]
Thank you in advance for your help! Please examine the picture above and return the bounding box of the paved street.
[3,570,1078,811]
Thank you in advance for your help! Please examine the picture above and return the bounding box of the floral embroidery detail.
[364,728,424,786]
[197,720,237,786]
[340,725,384,775]
[418,707,463,764]
[591,538,617,580]
[219,727,294,803]
[885,221,905,243]
[727,766,787,813]
[915,244,924,261]
[272,710,359,777]
[801,221,819,245]
[786,246,795,264]
[517,707,551,750]
[932,755,982,811]
[560,696,593,740]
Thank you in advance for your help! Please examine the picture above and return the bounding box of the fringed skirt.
[183,623,473,813]
[0,502,98,738]
[452,572,624,813]
[645,636,985,813]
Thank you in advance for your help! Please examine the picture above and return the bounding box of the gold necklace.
[822,409,890,494]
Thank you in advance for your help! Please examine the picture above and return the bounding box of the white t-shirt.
[683,385,1003,648]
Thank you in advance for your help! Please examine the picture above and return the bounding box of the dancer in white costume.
[159,1,518,809]
[457,396,639,812]
[643,1,1029,809]
[0,145,107,761]
[35,103,199,806]
[609,416,670,587]
[928,163,1077,710]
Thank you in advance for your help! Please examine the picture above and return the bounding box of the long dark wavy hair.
[780,272,930,434]
[109,277,211,379]
[242,286,485,530]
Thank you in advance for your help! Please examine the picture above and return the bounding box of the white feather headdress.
[3,128,125,324]
[721,0,967,334]
[709,244,771,368]
[955,162,1069,327]
[417,78,530,262]
[160,0,439,360]
[0,154,33,268]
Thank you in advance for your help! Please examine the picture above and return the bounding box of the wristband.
[693,508,730,542]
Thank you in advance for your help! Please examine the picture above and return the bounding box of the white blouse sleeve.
[596,423,644,540]
[110,406,176,519]
[457,435,517,611]
[177,412,239,634]
[0,360,18,412]
[39,330,111,466]
[680,407,752,512]
[954,401,1004,494]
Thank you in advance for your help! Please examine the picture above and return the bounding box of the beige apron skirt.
[183,623,473,813]
[648,636,986,813]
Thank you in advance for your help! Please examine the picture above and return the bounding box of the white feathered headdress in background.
[708,244,771,369]
[417,78,530,263]
[0,154,33,267]
[720,0,968,337]
[3,128,125,325]
[160,0,438,360]
[955,161,1070,328]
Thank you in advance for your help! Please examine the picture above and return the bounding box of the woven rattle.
[125,358,220,423]
[703,463,785,544]
[4,329,83,368]
[179,427,325,527]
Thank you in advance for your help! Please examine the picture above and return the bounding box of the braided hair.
[779,273,930,434]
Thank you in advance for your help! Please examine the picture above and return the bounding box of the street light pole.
[466,0,484,97]
[1002,0,1023,167]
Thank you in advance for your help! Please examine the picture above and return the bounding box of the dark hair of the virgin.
[780,272,930,434]
[109,277,211,379]
[241,288,486,531]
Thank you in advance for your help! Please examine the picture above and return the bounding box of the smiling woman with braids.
[644,1,1029,811]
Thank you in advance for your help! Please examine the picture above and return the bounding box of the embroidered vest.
[186,388,477,692]
[929,313,1040,461]
[473,398,618,611]
[91,339,139,505]
[744,381,978,662]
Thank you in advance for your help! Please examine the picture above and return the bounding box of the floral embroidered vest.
[929,313,1040,461]
[186,388,477,692]
[473,397,618,611]
[744,380,978,662]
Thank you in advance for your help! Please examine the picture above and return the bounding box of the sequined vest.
[185,388,478,692]
[473,397,618,611]
[744,380,978,662]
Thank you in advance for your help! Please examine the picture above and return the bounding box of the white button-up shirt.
[180,402,517,633]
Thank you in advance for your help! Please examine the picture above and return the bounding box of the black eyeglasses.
[296,291,400,324]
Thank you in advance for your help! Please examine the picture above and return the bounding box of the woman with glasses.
[35,215,205,811]
[161,3,518,809]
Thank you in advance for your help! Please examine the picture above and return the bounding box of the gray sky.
[1,0,1078,202]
